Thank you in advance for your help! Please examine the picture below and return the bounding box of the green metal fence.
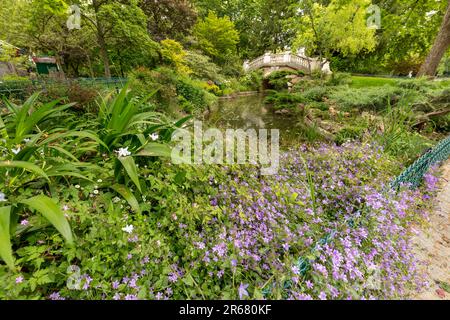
[390,134,450,189]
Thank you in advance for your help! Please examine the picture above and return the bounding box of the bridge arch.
[243,51,331,77]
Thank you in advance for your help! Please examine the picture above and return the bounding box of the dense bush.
[265,91,306,110]
[267,70,302,91]
[302,86,330,102]
[239,70,264,92]
[129,67,217,114]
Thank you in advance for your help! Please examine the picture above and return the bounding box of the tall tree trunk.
[97,33,111,78]
[417,1,450,77]
[93,0,111,78]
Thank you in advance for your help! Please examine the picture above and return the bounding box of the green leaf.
[110,184,141,214]
[0,114,8,140]
[118,156,142,193]
[20,195,74,245]
[137,143,173,158]
[0,160,49,181]
[0,206,15,271]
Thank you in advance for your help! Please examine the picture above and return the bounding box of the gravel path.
[413,160,450,300]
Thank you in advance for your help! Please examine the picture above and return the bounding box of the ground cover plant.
[0,131,438,299]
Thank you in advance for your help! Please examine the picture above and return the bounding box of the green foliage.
[327,73,352,87]
[302,87,329,102]
[176,78,216,112]
[267,70,300,91]
[20,195,74,245]
[265,91,306,110]
[329,86,404,111]
[194,0,298,59]
[160,39,192,76]
[184,51,224,82]
[239,70,264,92]
[0,206,15,271]
[139,0,197,41]
[292,0,376,61]
[193,11,240,65]
[129,67,218,114]
[395,78,439,93]
[335,125,368,145]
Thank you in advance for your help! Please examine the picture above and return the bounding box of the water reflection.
[206,95,299,137]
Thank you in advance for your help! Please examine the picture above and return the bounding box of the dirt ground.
[412,160,450,300]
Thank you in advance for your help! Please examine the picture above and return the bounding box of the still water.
[205,95,302,144]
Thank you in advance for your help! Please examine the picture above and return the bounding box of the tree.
[0,0,28,46]
[193,0,298,59]
[160,39,192,75]
[292,0,377,66]
[193,11,240,65]
[335,0,448,75]
[73,0,158,78]
[418,0,450,77]
[139,0,197,42]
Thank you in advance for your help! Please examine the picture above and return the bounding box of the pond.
[205,94,306,145]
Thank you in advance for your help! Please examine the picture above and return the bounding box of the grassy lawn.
[350,76,399,88]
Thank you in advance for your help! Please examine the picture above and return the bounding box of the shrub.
[308,101,329,111]
[326,73,352,86]
[184,50,224,83]
[239,70,264,92]
[267,70,299,91]
[329,86,404,111]
[335,124,367,145]
[160,39,192,76]
[265,91,306,110]
[129,67,217,113]
[395,78,439,93]
[302,86,329,102]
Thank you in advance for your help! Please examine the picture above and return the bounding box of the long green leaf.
[21,195,74,245]
[41,130,109,150]
[110,184,141,214]
[0,160,49,181]
[118,156,142,193]
[137,143,173,158]
[137,143,188,163]
[0,206,15,271]
[0,114,8,140]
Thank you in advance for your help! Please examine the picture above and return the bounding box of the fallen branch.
[412,108,450,128]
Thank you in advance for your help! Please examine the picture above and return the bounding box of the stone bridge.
[243,50,332,77]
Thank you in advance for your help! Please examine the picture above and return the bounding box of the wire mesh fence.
[391,134,450,189]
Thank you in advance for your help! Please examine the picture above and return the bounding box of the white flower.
[113,197,121,203]
[0,192,7,202]
[425,10,437,17]
[11,147,21,155]
[122,224,134,234]
[115,147,131,157]
[149,133,159,141]
[62,205,69,211]
[23,138,31,143]
[93,190,99,195]
[75,185,80,189]
[97,179,103,183]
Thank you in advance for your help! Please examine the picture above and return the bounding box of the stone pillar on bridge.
[283,51,291,63]
[321,60,332,75]
[297,47,306,57]
[243,60,250,72]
